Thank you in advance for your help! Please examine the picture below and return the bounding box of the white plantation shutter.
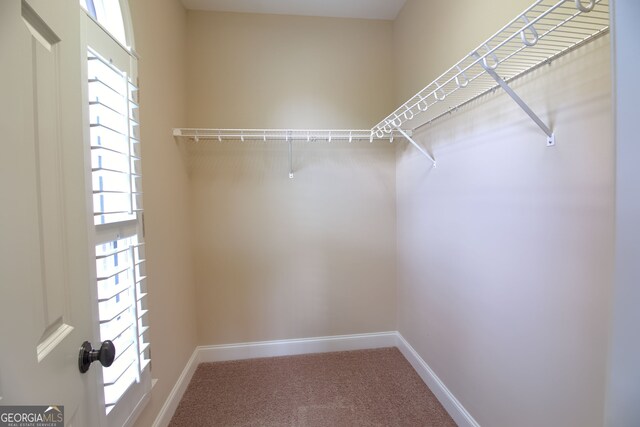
[88,49,142,225]
[95,236,149,412]
[86,45,150,418]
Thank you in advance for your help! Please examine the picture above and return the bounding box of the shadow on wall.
[185,140,395,182]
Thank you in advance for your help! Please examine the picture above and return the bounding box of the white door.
[0,1,100,426]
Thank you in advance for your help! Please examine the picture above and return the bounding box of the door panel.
[0,1,96,425]
[25,0,74,361]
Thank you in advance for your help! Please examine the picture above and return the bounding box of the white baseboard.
[151,349,200,427]
[396,333,481,427]
[197,331,399,362]
[152,331,479,427]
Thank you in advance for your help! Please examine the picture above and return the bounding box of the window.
[80,0,127,46]
[88,48,148,416]
[81,1,150,425]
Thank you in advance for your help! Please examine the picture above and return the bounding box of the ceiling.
[181,0,408,20]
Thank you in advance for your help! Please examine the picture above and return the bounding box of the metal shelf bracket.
[472,51,555,146]
[395,127,436,166]
[287,131,293,179]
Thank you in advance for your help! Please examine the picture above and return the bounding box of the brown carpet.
[169,347,457,426]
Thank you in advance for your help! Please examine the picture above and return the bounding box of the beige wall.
[128,0,198,426]
[186,11,394,129]
[393,0,532,103]
[394,1,614,426]
[185,11,398,345]
[189,141,397,344]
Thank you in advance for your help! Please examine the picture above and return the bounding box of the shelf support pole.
[472,53,555,146]
[396,127,436,166]
[287,133,293,179]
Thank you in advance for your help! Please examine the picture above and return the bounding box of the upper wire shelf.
[173,128,411,143]
[372,0,609,137]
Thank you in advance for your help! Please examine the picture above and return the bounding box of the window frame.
[79,3,151,426]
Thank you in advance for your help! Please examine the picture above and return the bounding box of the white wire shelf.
[173,128,417,178]
[372,0,609,139]
[173,128,410,143]
[173,0,609,169]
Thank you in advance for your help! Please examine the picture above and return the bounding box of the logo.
[0,405,64,427]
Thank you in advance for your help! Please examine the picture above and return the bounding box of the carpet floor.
[169,347,457,426]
